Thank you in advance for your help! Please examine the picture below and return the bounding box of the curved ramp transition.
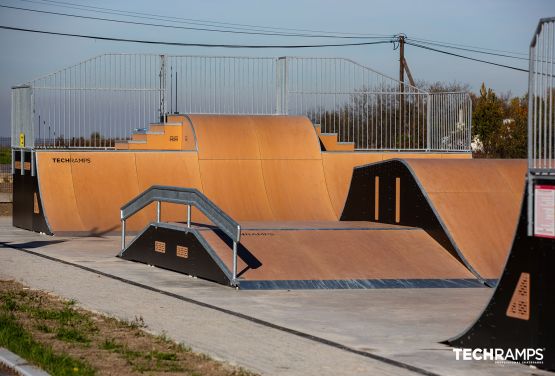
[341,158,527,281]
[33,115,469,234]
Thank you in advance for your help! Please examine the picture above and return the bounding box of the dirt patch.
[0,362,19,376]
[0,280,256,376]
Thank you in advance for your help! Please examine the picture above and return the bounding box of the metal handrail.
[120,185,241,282]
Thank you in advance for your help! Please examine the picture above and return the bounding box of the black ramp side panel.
[449,181,555,371]
[120,225,230,285]
[12,151,51,234]
[13,173,33,231]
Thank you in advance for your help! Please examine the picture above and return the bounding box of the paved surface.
[0,218,546,375]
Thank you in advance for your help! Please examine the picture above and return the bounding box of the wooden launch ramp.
[15,114,526,288]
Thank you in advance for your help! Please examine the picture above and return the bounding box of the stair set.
[115,114,196,151]
[314,124,355,152]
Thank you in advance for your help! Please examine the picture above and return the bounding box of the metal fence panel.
[167,55,277,115]
[12,54,471,152]
[285,57,471,151]
[11,86,33,148]
[529,18,555,174]
[30,54,164,148]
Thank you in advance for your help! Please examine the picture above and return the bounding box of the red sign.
[534,185,555,239]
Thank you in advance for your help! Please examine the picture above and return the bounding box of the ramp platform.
[120,220,480,289]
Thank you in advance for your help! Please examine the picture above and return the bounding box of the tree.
[472,83,505,155]
[489,96,527,158]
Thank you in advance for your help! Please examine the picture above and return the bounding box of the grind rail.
[120,185,241,284]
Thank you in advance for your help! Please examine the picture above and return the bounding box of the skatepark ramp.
[12,113,528,289]
[341,158,527,284]
[119,185,479,289]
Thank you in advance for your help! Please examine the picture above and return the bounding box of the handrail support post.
[187,204,191,228]
[232,241,238,285]
[156,201,161,222]
[120,217,126,255]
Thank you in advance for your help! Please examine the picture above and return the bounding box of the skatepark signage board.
[534,185,555,239]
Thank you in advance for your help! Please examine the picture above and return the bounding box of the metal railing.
[12,54,472,152]
[283,57,471,150]
[527,17,555,236]
[120,185,241,283]
[529,17,555,174]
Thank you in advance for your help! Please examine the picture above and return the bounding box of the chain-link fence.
[0,137,12,202]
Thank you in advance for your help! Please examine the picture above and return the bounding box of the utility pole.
[398,34,405,147]
[399,34,405,94]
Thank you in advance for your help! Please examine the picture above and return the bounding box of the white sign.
[534,185,555,238]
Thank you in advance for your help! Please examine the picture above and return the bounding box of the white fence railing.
[11,54,472,152]
[529,18,555,174]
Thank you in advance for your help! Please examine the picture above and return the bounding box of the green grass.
[99,338,123,351]
[0,148,11,165]
[35,323,54,333]
[0,311,95,376]
[55,327,90,344]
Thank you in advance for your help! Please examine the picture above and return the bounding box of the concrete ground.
[0,217,547,376]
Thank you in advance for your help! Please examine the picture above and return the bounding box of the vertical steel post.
[20,149,24,175]
[31,150,35,177]
[11,149,15,175]
[120,216,126,254]
[232,241,237,284]
[187,204,191,228]
[159,55,167,122]
[156,201,161,222]
[426,94,432,150]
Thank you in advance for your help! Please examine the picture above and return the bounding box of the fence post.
[276,57,288,115]
[159,55,167,122]
[426,93,432,151]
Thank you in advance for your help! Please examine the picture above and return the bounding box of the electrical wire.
[407,37,528,61]
[405,41,528,72]
[0,25,395,48]
[407,35,527,57]
[0,4,392,39]
[15,0,389,38]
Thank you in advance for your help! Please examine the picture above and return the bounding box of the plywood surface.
[405,159,527,279]
[36,153,85,232]
[201,227,474,281]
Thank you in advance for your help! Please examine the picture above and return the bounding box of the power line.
[0,3,391,39]
[407,35,527,57]
[407,37,528,61]
[0,25,395,48]
[405,41,528,72]
[13,0,530,60]
[16,0,388,38]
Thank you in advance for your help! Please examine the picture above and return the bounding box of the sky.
[0,0,554,136]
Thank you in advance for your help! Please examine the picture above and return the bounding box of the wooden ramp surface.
[406,159,526,280]
[342,158,527,281]
[191,221,476,282]
[35,115,471,234]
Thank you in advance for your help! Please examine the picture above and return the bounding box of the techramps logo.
[452,348,544,366]
[51,157,91,164]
